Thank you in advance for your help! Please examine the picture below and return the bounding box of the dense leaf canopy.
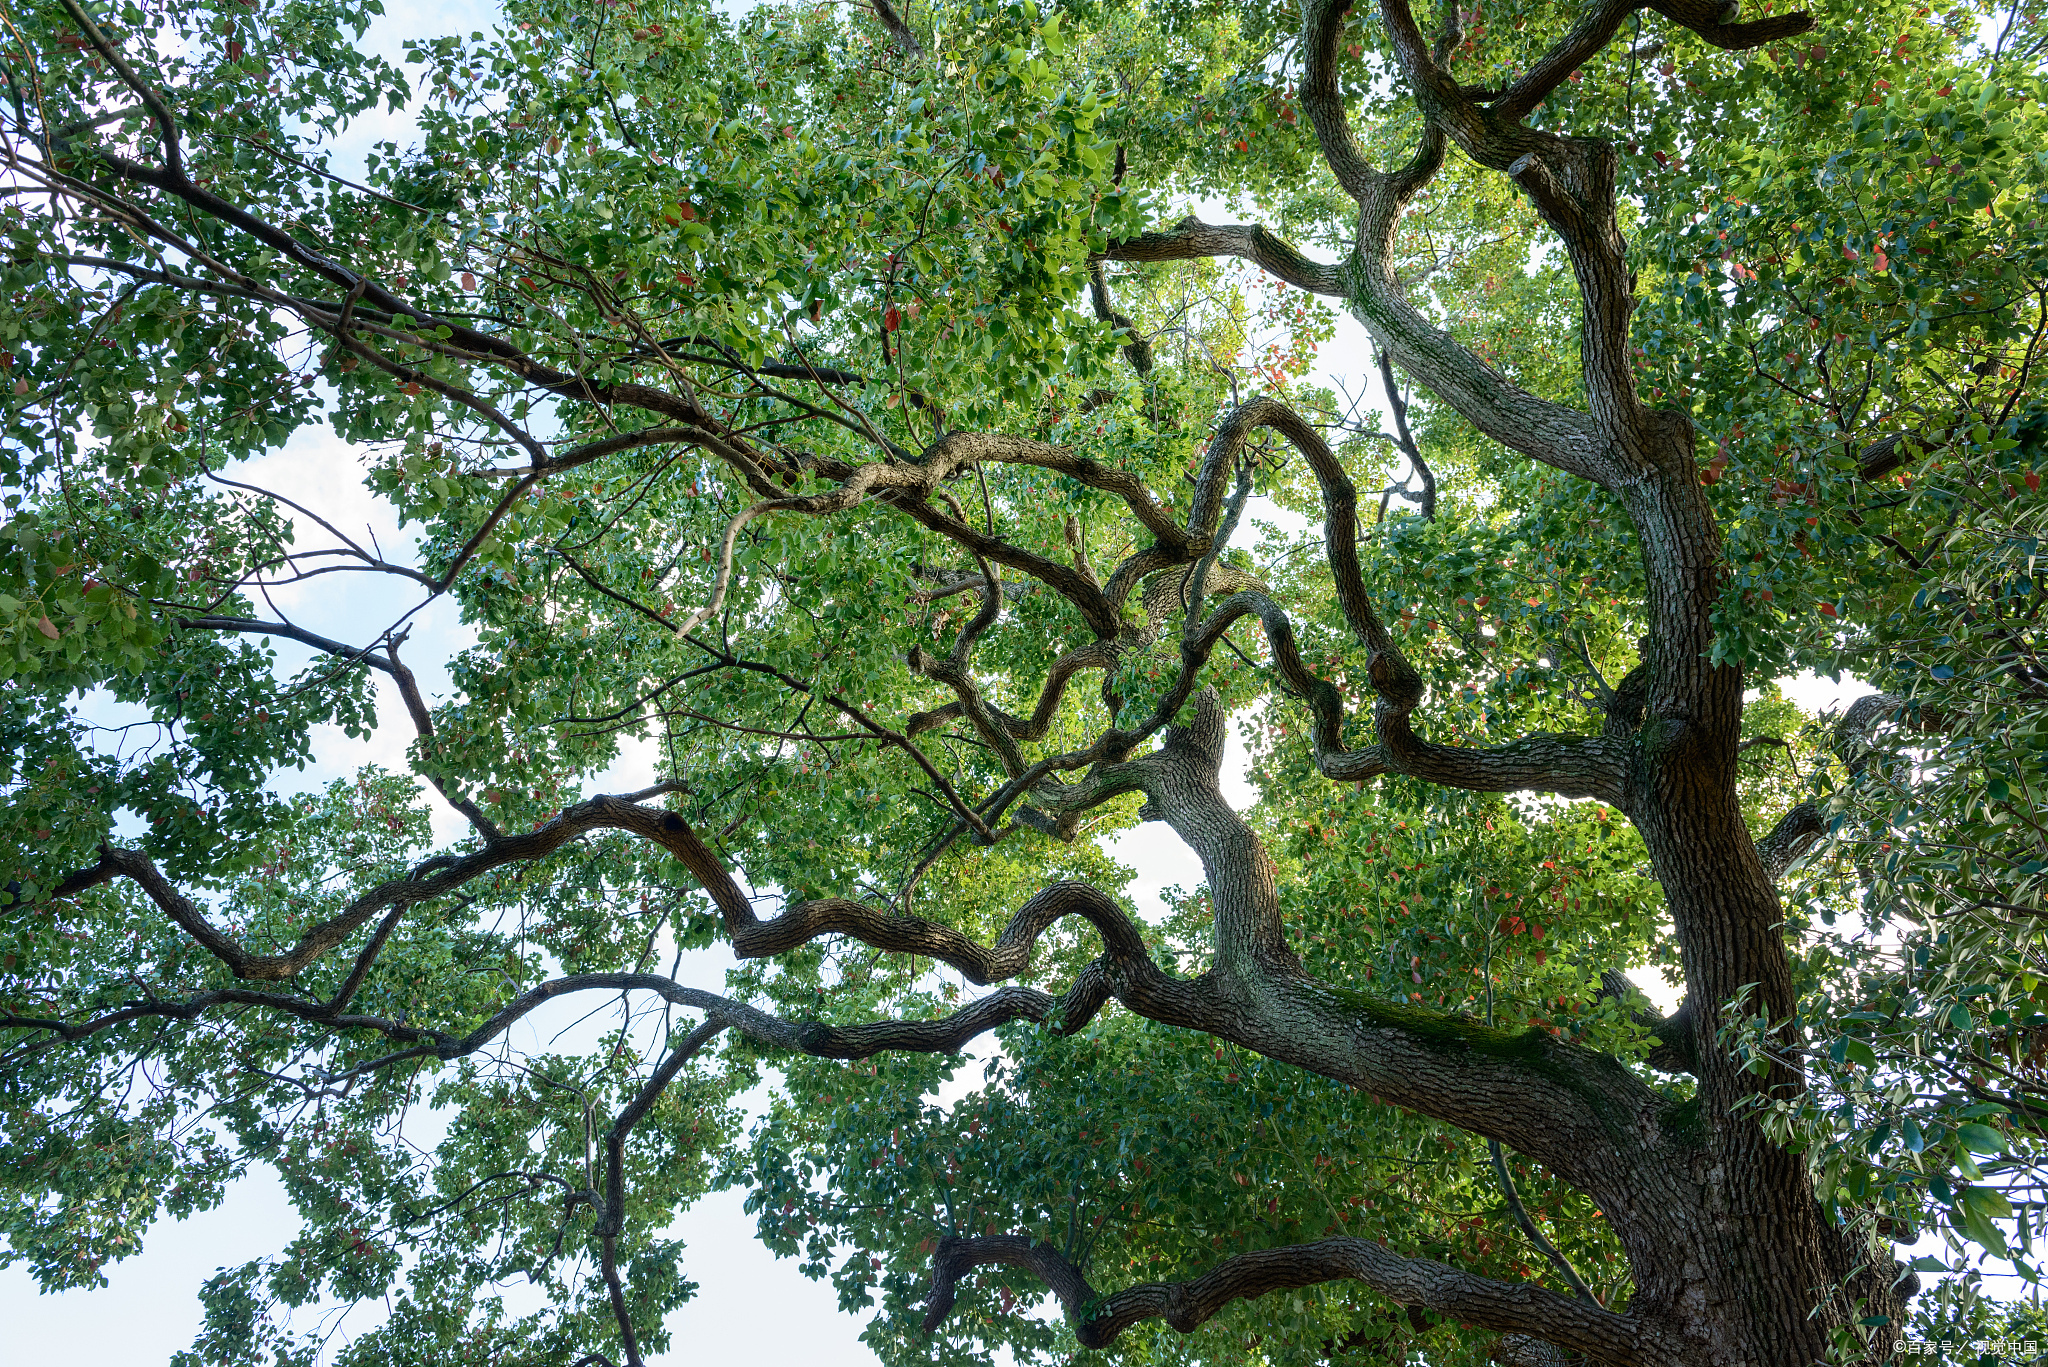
[2,0,2047,1360]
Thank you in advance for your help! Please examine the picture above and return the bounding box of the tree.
[1,0,2044,1360]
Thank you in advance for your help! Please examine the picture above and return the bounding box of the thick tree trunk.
[1102,676,1907,1365]
[1083,426,1914,1361]
[1605,460,1904,1364]
[1623,789,1889,1364]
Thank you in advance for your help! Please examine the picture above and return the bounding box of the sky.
[1,0,1887,1359]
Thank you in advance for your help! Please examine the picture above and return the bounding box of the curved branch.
[1494,0,1812,123]
[1195,397,1625,799]
[0,967,1108,1077]
[920,431,1190,554]
[42,792,758,982]
[1376,350,1436,519]
[1098,218,1348,297]
[1751,692,1924,881]
[483,426,706,479]
[1644,0,1814,50]
[867,0,924,57]
[792,969,1117,1057]
[1312,0,1641,467]
[1087,261,1155,375]
[902,528,1047,782]
[1298,0,1388,202]
[1756,801,1825,881]
[174,617,500,835]
[1489,1138,1595,1301]
[905,641,1114,745]
[922,1233,1638,1360]
[728,880,1149,985]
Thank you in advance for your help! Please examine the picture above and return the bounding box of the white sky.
[0,3,1890,1358]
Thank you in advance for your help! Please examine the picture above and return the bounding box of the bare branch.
[1494,0,1812,123]
[1376,350,1436,519]
[922,1232,1638,1360]
[867,0,924,57]
[1176,398,1628,802]
[175,617,501,836]
[1099,217,1348,297]
[1087,260,1155,375]
[727,880,1149,985]
[39,793,757,982]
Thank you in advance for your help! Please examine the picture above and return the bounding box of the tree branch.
[1086,260,1155,375]
[1099,217,1349,297]
[1377,350,1437,519]
[867,0,924,57]
[921,1233,1639,1360]
[1494,0,1812,123]
[0,968,1107,1077]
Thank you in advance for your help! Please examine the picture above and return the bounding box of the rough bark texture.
[1104,0,1899,1355]
[8,0,1916,1361]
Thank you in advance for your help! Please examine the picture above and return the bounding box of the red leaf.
[459,272,476,291]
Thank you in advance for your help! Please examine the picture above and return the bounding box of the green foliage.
[3,0,2047,1359]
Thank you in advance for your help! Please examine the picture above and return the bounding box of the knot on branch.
[1489,1334,1577,1367]
[1601,663,1652,740]
[1505,152,1548,187]
[1596,970,1696,1074]
[1367,649,1426,713]
[923,1234,1098,1337]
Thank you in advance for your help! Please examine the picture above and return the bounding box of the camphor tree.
[2,0,2046,1360]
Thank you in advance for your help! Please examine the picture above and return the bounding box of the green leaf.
[1955,1123,2006,1155]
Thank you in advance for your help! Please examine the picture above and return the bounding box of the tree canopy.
[3,0,2048,1361]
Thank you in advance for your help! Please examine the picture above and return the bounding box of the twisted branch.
[921,1233,1639,1360]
